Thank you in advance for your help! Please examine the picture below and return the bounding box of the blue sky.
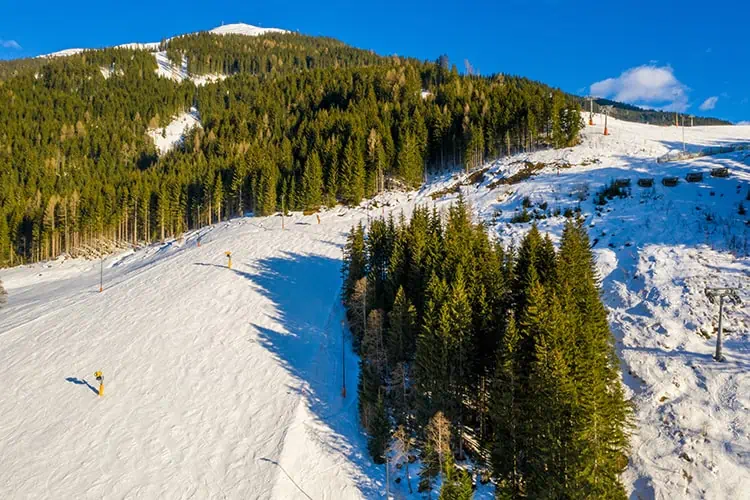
[1,0,748,122]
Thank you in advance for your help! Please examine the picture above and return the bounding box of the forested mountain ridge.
[577,97,730,126]
[0,26,586,267]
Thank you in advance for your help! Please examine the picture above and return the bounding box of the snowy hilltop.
[0,114,748,498]
[40,22,288,58]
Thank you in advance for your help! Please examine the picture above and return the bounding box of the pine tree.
[212,175,224,222]
[301,150,324,210]
[523,284,575,499]
[368,391,390,464]
[439,457,473,500]
[491,312,522,497]
[558,218,630,498]
[342,223,366,303]
[387,286,417,364]
[447,266,472,459]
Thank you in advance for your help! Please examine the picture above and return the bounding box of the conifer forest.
[0,32,583,266]
[342,202,631,498]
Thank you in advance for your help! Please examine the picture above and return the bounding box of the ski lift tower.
[705,286,741,362]
[602,105,613,136]
[587,96,595,126]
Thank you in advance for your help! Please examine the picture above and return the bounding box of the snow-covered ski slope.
[0,209,395,499]
[1,115,749,499]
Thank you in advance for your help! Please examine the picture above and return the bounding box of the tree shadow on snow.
[65,377,99,395]
[224,251,383,498]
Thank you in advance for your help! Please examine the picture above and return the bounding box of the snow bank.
[209,23,288,37]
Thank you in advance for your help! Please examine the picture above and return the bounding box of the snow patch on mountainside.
[148,108,201,155]
[154,51,188,82]
[153,51,229,87]
[38,22,285,59]
[116,42,160,51]
[209,23,288,37]
[38,47,85,58]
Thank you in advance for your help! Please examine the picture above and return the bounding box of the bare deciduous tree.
[390,425,413,493]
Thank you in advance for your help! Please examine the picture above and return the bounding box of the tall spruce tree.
[557,218,630,498]
[368,391,390,464]
[387,286,417,365]
[301,150,324,210]
[491,312,522,497]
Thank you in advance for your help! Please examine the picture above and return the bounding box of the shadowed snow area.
[1,114,749,499]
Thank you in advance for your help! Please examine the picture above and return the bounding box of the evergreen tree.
[558,218,630,498]
[523,287,575,499]
[301,150,324,210]
[491,312,522,497]
[342,223,366,304]
[368,391,390,464]
[439,458,473,500]
[387,286,417,364]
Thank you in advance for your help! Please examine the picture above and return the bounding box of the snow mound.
[147,108,201,155]
[38,48,85,59]
[209,23,288,37]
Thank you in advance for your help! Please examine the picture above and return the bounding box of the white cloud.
[0,39,21,49]
[737,121,750,125]
[590,64,689,112]
[699,96,719,111]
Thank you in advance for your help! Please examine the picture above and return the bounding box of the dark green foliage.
[367,392,390,464]
[491,313,522,497]
[510,209,532,223]
[301,150,324,210]
[388,287,417,365]
[439,460,473,500]
[342,208,630,498]
[595,181,630,205]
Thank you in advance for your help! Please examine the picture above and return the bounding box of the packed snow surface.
[1,115,749,499]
